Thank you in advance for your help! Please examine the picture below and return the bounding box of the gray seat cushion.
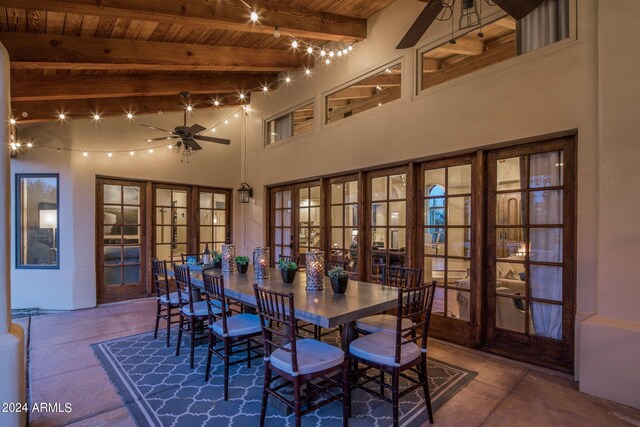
[159,292,179,305]
[181,301,220,317]
[349,331,421,367]
[356,314,412,334]
[210,313,262,337]
[271,338,344,376]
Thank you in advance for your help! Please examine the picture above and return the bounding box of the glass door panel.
[330,179,359,276]
[198,189,230,253]
[487,139,575,371]
[272,187,293,265]
[367,171,407,282]
[97,179,146,303]
[154,186,190,262]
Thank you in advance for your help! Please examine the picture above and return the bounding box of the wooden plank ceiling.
[0,0,396,123]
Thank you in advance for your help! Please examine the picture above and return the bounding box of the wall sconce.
[237,182,253,204]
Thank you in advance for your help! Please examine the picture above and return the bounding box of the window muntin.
[265,102,314,146]
[17,174,59,268]
[330,180,359,275]
[326,63,402,124]
[199,190,229,253]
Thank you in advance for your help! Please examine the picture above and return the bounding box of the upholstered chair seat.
[160,292,180,305]
[356,314,413,334]
[349,331,421,367]
[210,313,262,337]
[182,300,218,317]
[270,338,344,376]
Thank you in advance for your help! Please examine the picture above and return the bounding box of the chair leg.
[421,358,434,424]
[154,302,160,339]
[175,314,183,357]
[224,338,231,401]
[259,365,271,427]
[165,306,172,347]
[247,337,251,368]
[293,376,302,427]
[392,370,400,427]
[189,317,196,369]
[380,371,385,397]
[205,331,214,382]
[342,360,350,426]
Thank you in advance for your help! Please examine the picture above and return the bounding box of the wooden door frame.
[96,177,148,303]
[417,154,481,346]
[483,137,577,373]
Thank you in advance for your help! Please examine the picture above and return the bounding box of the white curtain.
[518,0,569,54]
[529,151,563,340]
[274,113,292,141]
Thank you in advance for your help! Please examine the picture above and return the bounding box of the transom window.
[265,102,314,146]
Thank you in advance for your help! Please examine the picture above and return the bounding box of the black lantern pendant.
[237,182,253,203]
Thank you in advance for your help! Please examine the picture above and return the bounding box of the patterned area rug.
[93,331,476,427]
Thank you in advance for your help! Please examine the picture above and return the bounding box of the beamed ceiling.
[0,0,396,123]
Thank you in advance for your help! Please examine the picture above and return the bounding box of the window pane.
[200,210,212,226]
[345,204,358,226]
[530,190,563,224]
[345,181,358,204]
[123,246,141,265]
[123,207,140,225]
[326,64,401,124]
[424,169,446,196]
[331,228,343,249]
[18,175,59,267]
[497,157,525,191]
[199,226,212,243]
[266,102,314,145]
[448,228,471,257]
[175,208,188,225]
[448,197,471,226]
[389,228,405,249]
[496,227,526,259]
[448,165,471,194]
[214,227,226,242]
[530,228,563,263]
[424,228,445,256]
[156,188,171,206]
[371,228,387,250]
[200,192,213,209]
[389,174,406,199]
[123,265,141,284]
[496,192,525,226]
[389,201,405,226]
[530,151,564,188]
[213,210,226,226]
[104,266,122,285]
[371,202,387,226]
[530,302,562,340]
[332,206,343,226]
[175,226,188,243]
[310,187,320,206]
[496,295,525,333]
[104,206,122,225]
[371,177,387,201]
[123,186,140,205]
[214,193,226,209]
[172,190,187,207]
[331,183,343,204]
[282,191,292,208]
[104,185,121,204]
[104,247,122,265]
[530,265,562,302]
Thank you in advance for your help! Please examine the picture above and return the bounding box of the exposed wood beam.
[11,94,248,124]
[432,37,485,56]
[0,0,366,42]
[0,33,308,71]
[422,39,515,88]
[422,58,441,73]
[329,87,375,100]
[327,86,401,122]
[494,17,517,30]
[350,74,401,88]
[11,73,276,102]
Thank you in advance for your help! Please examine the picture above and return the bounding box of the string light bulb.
[211,128,216,133]
[273,26,280,38]
[58,113,66,120]
[342,48,348,55]
[234,112,239,118]
[239,93,246,100]
[148,148,154,153]
[82,150,88,157]
[284,76,291,84]
[26,142,33,149]
[262,85,269,93]
[329,51,335,57]
[320,49,326,57]
[307,46,313,54]
[337,50,343,57]
[325,58,331,65]
[348,45,353,51]
[107,151,113,157]
[250,11,258,22]
[10,142,17,150]
[186,105,193,112]
[213,100,220,107]
[129,150,135,156]
[93,114,101,121]
[305,68,311,76]
[9,118,16,125]
[291,40,298,49]
[224,119,229,125]
[126,112,134,119]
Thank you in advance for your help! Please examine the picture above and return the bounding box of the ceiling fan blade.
[139,124,172,133]
[492,0,545,20]
[188,124,207,135]
[396,0,444,49]
[189,139,203,151]
[194,135,231,145]
[145,136,179,142]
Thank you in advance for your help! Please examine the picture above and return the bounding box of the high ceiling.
[0,0,396,123]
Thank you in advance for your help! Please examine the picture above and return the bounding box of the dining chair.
[152,259,180,347]
[253,285,350,427]
[348,281,437,427]
[356,266,423,335]
[203,273,262,400]
[175,263,217,369]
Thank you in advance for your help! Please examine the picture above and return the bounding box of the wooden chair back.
[381,265,423,288]
[393,281,437,366]
[173,263,195,314]
[203,273,227,331]
[253,285,300,374]
[152,259,171,299]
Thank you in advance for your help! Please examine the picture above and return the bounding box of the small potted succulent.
[212,251,223,268]
[278,259,298,284]
[328,267,349,294]
[236,256,250,274]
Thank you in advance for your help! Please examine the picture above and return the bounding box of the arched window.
[427,184,445,242]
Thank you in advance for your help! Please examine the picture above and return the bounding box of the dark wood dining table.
[168,265,399,349]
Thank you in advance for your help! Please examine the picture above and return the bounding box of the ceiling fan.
[396,0,545,49]
[140,92,230,156]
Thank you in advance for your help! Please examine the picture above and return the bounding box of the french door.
[420,156,480,345]
[366,167,409,283]
[197,188,232,253]
[96,178,147,303]
[486,138,575,371]
[154,184,193,263]
[270,181,322,265]
[328,175,360,277]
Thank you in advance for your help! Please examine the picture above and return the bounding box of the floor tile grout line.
[479,368,530,426]
[57,403,127,427]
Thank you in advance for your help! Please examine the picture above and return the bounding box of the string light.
[239,93,246,100]
[291,40,298,49]
[186,105,193,112]
[168,144,173,149]
[148,148,154,153]
[9,118,16,125]
[234,112,239,118]
[250,11,259,22]
[213,100,220,107]
[273,26,280,38]
[305,68,311,76]
[337,50,343,57]
[307,46,313,54]
[26,142,33,149]
[262,85,269,92]
[93,113,101,121]
[284,76,292,84]
[211,128,216,132]
[325,59,331,65]
[320,49,326,57]
[348,45,353,51]
[129,150,135,156]
[224,119,229,125]
[126,112,134,119]
[10,142,17,150]
[107,151,112,157]
[82,150,88,157]
[58,113,66,120]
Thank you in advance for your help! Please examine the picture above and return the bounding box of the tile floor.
[16,298,640,427]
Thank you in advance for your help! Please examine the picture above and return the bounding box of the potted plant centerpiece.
[236,256,250,274]
[328,267,349,294]
[212,251,222,268]
[278,259,298,284]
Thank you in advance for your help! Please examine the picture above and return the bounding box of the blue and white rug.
[93,331,476,427]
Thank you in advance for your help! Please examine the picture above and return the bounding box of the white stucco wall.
[11,109,245,310]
